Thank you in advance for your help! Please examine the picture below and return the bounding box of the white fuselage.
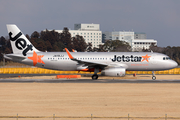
[6,52,177,71]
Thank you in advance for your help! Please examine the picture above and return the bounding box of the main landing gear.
[91,67,99,80]
[92,74,98,80]
[152,71,156,80]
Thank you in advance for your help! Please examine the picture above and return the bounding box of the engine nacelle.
[101,67,126,77]
[76,65,88,71]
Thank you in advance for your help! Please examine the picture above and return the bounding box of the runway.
[1,78,180,83]
[1,74,180,83]
[1,75,180,116]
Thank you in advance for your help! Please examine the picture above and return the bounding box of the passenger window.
[163,57,165,60]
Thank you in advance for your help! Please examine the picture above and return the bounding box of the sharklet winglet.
[65,48,74,59]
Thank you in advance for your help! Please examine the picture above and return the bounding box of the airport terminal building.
[103,31,157,51]
[51,23,157,50]
[132,39,157,51]
[55,23,103,48]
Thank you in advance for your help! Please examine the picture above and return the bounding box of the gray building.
[55,23,102,48]
[102,31,112,43]
[134,32,146,39]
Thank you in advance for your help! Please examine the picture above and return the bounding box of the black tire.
[92,74,98,80]
[152,76,156,80]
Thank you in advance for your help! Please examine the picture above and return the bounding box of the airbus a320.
[4,25,178,80]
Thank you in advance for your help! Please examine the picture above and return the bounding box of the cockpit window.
[166,57,171,60]
[163,57,171,60]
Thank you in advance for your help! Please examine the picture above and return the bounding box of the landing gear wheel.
[152,76,156,80]
[92,74,98,80]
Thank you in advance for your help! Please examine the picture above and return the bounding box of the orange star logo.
[28,51,45,66]
[141,54,151,62]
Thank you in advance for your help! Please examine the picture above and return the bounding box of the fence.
[0,114,180,120]
[0,68,180,75]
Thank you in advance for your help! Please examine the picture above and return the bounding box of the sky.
[0,0,180,47]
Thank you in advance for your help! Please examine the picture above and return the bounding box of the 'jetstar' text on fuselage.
[112,55,142,62]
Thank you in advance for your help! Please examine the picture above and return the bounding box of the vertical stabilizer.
[7,24,40,56]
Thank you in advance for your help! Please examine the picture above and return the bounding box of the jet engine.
[76,65,88,71]
[101,67,126,77]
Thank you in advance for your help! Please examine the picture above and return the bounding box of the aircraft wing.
[72,58,108,67]
[65,48,108,68]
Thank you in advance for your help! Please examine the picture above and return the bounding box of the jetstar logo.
[9,32,33,56]
[112,54,151,62]
[141,54,151,62]
[28,51,45,66]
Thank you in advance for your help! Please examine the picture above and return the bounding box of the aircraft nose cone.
[173,61,178,67]
[171,60,178,68]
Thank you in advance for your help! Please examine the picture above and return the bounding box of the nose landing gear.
[152,71,156,80]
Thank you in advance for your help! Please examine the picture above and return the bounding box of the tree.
[36,39,46,51]
[6,40,12,53]
[45,41,53,51]
[59,27,73,50]
[26,34,30,40]
[4,47,11,54]
[149,43,164,53]
[102,40,131,52]
[72,35,87,52]
[87,42,93,52]
[0,36,6,46]
[31,31,40,39]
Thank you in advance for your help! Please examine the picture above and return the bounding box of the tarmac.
[1,79,180,83]
[1,74,180,117]
[0,74,180,83]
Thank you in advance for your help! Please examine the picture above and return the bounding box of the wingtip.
[65,48,74,59]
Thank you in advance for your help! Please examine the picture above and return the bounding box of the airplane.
[4,24,178,80]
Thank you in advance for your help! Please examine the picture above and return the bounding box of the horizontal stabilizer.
[4,54,26,60]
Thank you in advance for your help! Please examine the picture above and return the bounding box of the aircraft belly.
[126,62,156,71]
[43,60,77,71]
